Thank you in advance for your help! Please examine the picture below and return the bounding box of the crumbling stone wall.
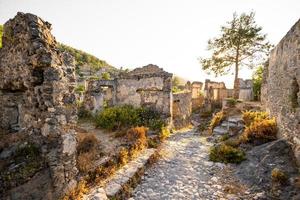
[172,92,192,128]
[203,79,228,102]
[238,79,253,101]
[190,82,204,110]
[83,79,116,113]
[116,65,172,120]
[261,19,300,164]
[0,13,78,198]
[191,81,203,98]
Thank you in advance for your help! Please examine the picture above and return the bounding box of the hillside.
[57,43,115,73]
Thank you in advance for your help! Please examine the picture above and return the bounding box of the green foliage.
[58,43,114,72]
[172,76,184,93]
[0,24,2,48]
[94,105,165,131]
[1,143,43,192]
[200,12,272,98]
[226,98,238,107]
[252,65,264,100]
[75,85,85,94]
[172,86,180,93]
[209,144,246,164]
[77,106,93,120]
[101,72,111,80]
[159,127,170,141]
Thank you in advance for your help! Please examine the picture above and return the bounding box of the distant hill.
[57,43,115,73]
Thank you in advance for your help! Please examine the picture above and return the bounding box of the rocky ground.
[131,129,251,200]
[130,127,300,200]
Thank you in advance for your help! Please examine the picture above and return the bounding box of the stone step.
[213,126,228,135]
[83,148,156,200]
[227,116,243,124]
[220,121,237,128]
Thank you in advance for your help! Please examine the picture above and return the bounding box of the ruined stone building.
[203,79,253,102]
[238,79,253,101]
[0,13,78,199]
[203,79,228,101]
[84,64,173,122]
[261,19,300,165]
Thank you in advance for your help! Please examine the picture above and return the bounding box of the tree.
[252,65,263,101]
[200,12,272,98]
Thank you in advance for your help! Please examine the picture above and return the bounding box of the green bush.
[225,98,238,107]
[209,144,246,164]
[94,105,165,131]
[77,106,93,120]
[75,85,85,94]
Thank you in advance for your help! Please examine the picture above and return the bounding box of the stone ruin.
[83,65,196,128]
[203,79,253,102]
[261,19,300,165]
[0,13,78,198]
[203,79,228,102]
[83,64,173,123]
[238,79,253,101]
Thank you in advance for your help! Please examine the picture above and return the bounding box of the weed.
[159,127,170,141]
[242,111,268,126]
[209,111,225,130]
[209,144,246,164]
[240,118,277,143]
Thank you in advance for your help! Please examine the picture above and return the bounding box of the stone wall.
[191,81,203,98]
[116,65,172,120]
[261,19,300,164]
[238,79,253,101]
[172,92,192,128]
[0,13,78,198]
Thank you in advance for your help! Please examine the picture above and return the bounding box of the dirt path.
[131,128,250,200]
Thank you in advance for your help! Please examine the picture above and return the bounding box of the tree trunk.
[233,47,240,99]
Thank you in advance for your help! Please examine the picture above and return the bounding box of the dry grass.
[239,118,277,143]
[126,127,148,157]
[63,180,88,200]
[271,168,288,184]
[76,133,99,173]
[242,111,268,126]
[117,147,129,165]
[209,111,225,131]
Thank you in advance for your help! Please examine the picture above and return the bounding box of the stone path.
[131,128,245,200]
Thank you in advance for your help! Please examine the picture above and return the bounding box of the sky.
[1,0,300,88]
